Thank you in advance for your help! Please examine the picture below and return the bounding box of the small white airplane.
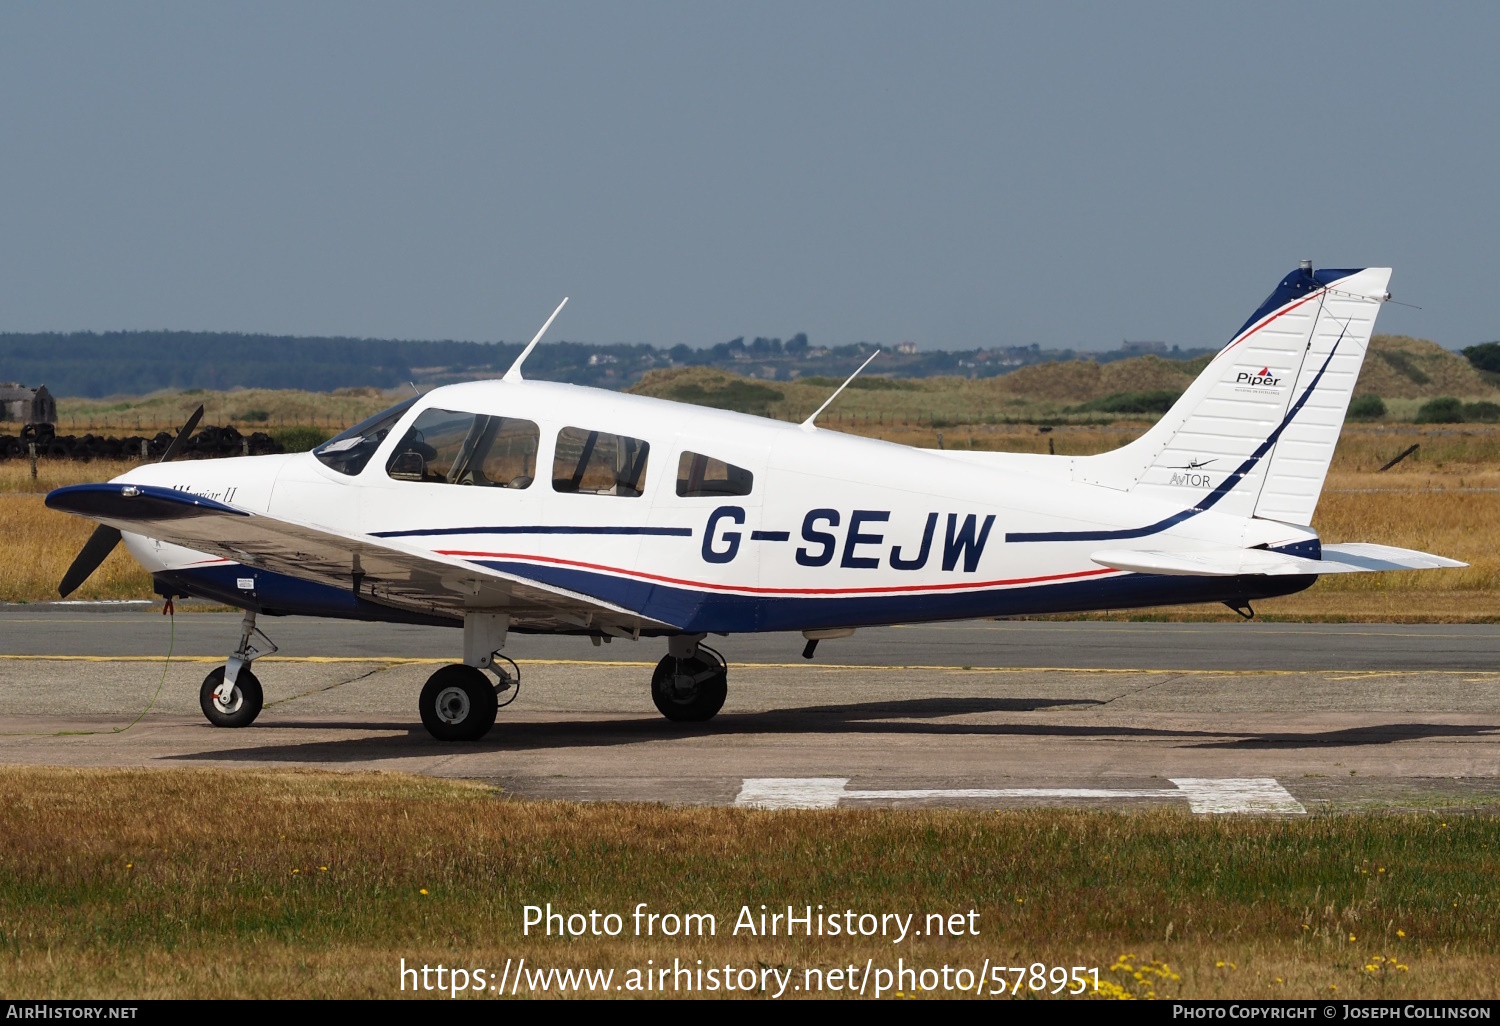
[48,263,1465,741]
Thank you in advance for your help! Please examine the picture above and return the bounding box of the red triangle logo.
[1258,367,1270,375]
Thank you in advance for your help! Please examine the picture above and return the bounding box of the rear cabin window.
[314,397,419,476]
[385,408,540,488]
[552,427,650,496]
[676,451,754,497]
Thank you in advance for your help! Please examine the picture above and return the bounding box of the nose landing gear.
[200,665,263,728]
[199,610,275,728]
[651,635,727,722]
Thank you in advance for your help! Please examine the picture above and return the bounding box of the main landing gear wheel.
[419,664,499,742]
[651,646,727,723]
[200,666,264,728]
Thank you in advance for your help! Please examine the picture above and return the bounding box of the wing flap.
[47,483,675,630]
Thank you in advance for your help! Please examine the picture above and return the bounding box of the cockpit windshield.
[313,397,419,476]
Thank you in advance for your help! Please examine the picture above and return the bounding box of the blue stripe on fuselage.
[372,525,692,538]
[1005,302,1350,546]
[470,558,1314,633]
[154,559,1316,635]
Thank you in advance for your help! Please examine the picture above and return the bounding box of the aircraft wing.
[46,483,677,632]
[1090,543,1466,578]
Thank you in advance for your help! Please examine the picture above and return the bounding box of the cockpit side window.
[385,408,540,488]
[313,397,419,476]
[676,451,754,497]
[552,427,650,496]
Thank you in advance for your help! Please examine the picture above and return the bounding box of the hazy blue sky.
[1,2,1496,351]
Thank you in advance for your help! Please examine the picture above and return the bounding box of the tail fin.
[1073,264,1391,526]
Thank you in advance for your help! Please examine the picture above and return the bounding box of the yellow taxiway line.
[0,654,1497,677]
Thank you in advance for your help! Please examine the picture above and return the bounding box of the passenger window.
[385,408,539,488]
[552,427,650,496]
[676,451,754,497]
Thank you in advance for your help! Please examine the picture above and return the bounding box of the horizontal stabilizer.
[1091,543,1466,578]
[1318,542,1468,571]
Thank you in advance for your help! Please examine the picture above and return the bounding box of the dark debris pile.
[0,423,283,460]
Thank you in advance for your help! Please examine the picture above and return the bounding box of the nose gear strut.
[217,610,277,704]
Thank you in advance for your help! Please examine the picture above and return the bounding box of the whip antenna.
[801,349,881,429]
[503,297,569,382]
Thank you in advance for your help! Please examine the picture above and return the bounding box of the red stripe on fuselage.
[436,549,1118,596]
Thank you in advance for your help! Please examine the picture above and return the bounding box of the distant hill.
[4,328,1481,404]
[41,333,1494,434]
[1354,335,1495,399]
[0,329,1213,399]
[0,331,628,397]
[629,336,1498,420]
[628,354,1221,423]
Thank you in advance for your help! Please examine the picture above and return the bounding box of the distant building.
[1121,340,1168,355]
[896,341,918,355]
[0,383,55,424]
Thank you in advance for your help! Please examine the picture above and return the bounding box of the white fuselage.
[114,378,1316,633]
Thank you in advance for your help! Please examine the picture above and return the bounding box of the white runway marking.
[734,777,1305,814]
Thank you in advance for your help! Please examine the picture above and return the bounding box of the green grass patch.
[1378,350,1433,385]
[1,768,1497,998]
[270,425,332,452]
[666,379,785,413]
[798,375,920,391]
[1414,397,1500,424]
[1071,390,1182,415]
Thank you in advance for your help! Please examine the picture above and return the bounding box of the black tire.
[419,664,498,741]
[199,666,264,728]
[651,652,727,722]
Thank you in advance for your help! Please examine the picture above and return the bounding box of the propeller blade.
[58,525,122,598]
[56,406,201,597]
[158,404,205,463]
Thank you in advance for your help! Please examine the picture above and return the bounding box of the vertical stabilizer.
[1073,264,1391,525]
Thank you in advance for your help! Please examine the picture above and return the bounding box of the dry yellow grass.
[53,386,401,434]
[1,767,1497,999]
[0,460,152,603]
[0,496,153,602]
[0,457,142,495]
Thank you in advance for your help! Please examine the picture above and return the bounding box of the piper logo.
[1234,366,1283,390]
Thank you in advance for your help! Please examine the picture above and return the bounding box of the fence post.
[28,442,37,480]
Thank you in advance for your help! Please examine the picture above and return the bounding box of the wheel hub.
[434,685,471,724]
[212,686,243,715]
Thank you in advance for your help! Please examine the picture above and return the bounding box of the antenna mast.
[503,298,570,382]
[801,349,881,429]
